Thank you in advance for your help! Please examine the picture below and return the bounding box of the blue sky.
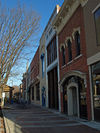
[2,0,64,86]
[2,0,64,37]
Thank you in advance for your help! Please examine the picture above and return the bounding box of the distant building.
[26,65,31,103]
[22,73,27,101]
[30,47,40,105]
[3,85,14,103]
[13,85,20,102]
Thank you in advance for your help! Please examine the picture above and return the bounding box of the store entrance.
[91,61,100,122]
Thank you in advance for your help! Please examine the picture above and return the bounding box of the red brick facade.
[22,77,26,91]
[58,6,91,120]
[30,47,40,83]
[22,73,26,99]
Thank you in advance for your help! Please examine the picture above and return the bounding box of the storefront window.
[94,8,100,45]
[91,61,100,121]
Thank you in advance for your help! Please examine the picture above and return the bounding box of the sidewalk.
[48,108,100,131]
[0,107,5,133]
[2,103,100,132]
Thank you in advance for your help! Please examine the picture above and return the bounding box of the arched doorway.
[61,71,87,119]
[67,83,79,117]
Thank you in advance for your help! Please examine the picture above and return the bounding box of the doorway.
[48,67,59,110]
[68,86,78,116]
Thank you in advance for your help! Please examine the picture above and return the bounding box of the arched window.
[67,40,72,62]
[75,31,80,56]
[61,46,66,66]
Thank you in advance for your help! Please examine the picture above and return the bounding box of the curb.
[2,110,10,133]
[0,108,5,133]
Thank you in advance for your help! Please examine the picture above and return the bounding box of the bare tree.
[0,1,40,89]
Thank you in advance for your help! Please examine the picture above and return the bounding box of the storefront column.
[89,66,94,121]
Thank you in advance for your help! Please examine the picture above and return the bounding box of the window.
[49,28,52,35]
[67,40,72,62]
[36,83,40,101]
[47,36,57,66]
[75,31,81,56]
[46,35,48,40]
[61,46,65,66]
[41,54,45,78]
[91,61,100,121]
[94,7,100,45]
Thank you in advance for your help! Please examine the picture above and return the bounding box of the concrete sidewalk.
[2,104,100,133]
[48,108,100,131]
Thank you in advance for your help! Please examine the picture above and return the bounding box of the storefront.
[91,61,100,122]
[60,71,88,119]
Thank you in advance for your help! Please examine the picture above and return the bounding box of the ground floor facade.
[40,77,46,107]
[29,81,40,105]
[59,70,90,120]
[88,52,100,122]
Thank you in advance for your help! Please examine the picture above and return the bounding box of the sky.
[2,0,64,38]
[1,0,64,86]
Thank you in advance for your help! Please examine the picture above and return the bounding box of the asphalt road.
[2,104,100,133]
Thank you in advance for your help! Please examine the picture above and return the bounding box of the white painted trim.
[57,35,61,112]
[67,60,74,65]
[87,52,100,65]
[74,54,82,60]
[47,59,58,73]
[61,64,67,69]
[89,66,94,121]
[72,27,80,40]
[67,83,80,118]
[92,3,100,13]
[65,36,72,46]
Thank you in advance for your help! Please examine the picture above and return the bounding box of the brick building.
[83,0,100,121]
[30,47,40,105]
[53,0,91,120]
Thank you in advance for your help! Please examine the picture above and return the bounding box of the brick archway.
[59,70,87,89]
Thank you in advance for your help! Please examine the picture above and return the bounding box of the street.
[2,104,100,133]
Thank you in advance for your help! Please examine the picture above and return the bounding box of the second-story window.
[47,36,57,66]
[75,31,81,56]
[67,39,72,62]
[61,46,66,66]
[94,7,100,45]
